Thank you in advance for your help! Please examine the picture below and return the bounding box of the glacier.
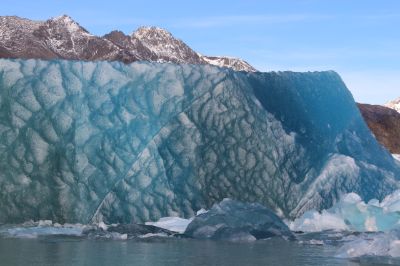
[0,59,399,224]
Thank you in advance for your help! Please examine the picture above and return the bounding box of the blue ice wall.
[0,59,399,223]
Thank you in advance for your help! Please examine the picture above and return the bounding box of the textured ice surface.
[184,198,293,241]
[0,59,399,224]
[290,191,400,232]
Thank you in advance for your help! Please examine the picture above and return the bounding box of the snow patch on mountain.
[132,26,204,64]
[386,97,400,113]
[203,56,257,72]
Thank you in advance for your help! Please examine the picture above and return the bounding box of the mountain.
[203,56,257,72]
[385,97,400,113]
[0,15,257,72]
[0,59,399,223]
[0,15,120,61]
[358,103,400,154]
[132,26,205,64]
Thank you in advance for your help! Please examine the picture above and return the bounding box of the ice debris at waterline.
[0,59,399,224]
[0,220,175,240]
[145,208,208,234]
[290,191,400,232]
[145,217,192,234]
[184,199,293,241]
[336,230,400,258]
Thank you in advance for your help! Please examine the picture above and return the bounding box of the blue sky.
[2,0,400,104]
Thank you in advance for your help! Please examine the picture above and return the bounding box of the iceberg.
[184,198,293,241]
[290,191,400,232]
[0,220,85,238]
[0,59,399,224]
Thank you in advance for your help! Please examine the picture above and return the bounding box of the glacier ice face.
[184,198,293,241]
[0,59,399,224]
[290,191,400,232]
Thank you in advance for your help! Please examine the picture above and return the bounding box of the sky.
[2,0,400,104]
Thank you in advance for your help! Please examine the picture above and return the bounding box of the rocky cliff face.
[358,103,400,154]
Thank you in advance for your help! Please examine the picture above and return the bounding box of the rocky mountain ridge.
[0,15,256,71]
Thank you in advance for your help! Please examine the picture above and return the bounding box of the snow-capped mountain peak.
[132,26,204,64]
[0,15,258,71]
[133,26,174,40]
[49,15,88,34]
[385,97,400,113]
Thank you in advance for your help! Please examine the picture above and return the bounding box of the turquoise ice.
[290,191,400,232]
[0,59,399,224]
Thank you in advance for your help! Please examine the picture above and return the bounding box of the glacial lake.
[0,236,398,266]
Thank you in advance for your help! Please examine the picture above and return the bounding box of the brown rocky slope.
[358,103,400,154]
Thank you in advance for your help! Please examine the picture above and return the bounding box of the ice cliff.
[0,59,399,224]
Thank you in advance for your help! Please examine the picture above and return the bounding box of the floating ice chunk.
[290,210,349,232]
[291,191,400,232]
[336,230,400,258]
[0,221,85,238]
[145,217,192,234]
[184,198,293,241]
[84,223,174,239]
[196,208,208,215]
[381,190,400,212]
[138,232,170,238]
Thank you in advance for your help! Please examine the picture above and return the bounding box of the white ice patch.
[145,217,192,234]
[393,154,400,162]
[145,209,208,233]
[290,191,400,232]
[290,210,349,232]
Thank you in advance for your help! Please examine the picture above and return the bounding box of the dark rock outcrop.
[358,103,400,154]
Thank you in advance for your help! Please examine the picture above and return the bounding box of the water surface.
[0,237,395,266]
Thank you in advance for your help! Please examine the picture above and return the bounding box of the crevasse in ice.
[0,59,399,224]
